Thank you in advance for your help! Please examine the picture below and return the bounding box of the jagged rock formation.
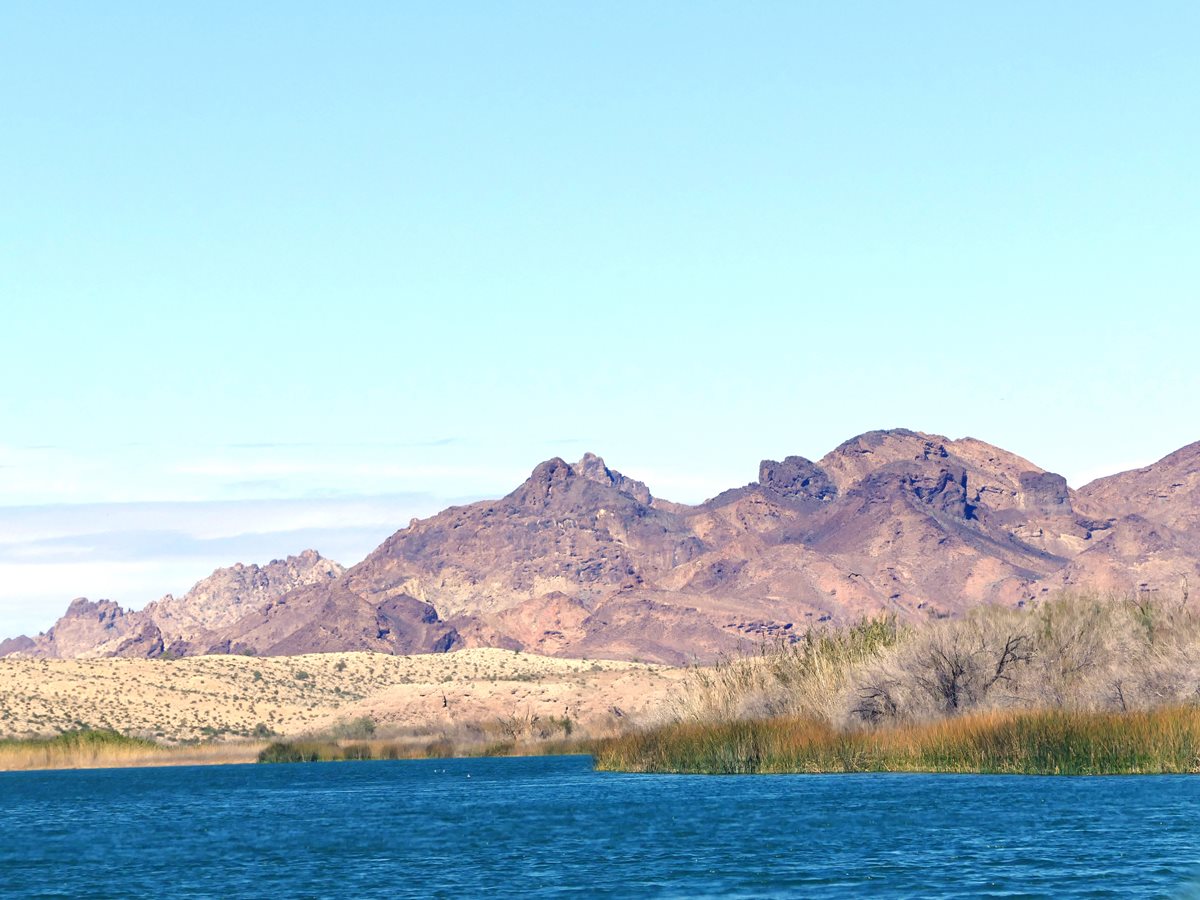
[12,551,344,659]
[0,635,34,657]
[1032,440,1200,599]
[6,433,1199,664]
[1076,440,1200,533]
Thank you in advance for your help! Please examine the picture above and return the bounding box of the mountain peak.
[514,453,653,507]
[574,452,653,506]
[758,456,837,502]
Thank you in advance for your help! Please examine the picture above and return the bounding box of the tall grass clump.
[0,729,163,771]
[595,707,1200,775]
[673,616,903,723]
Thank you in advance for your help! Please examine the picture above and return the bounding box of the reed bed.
[594,707,1200,775]
[0,729,264,771]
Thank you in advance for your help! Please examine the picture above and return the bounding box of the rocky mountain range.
[9,550,344,659]
[6,430,1199,664]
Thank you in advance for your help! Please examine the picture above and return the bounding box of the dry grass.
[595,707,1200,775]
[670,617,902,722]
[600,591,1200,775]
[0,729,265,771]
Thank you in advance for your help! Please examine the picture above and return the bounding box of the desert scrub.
[672,615,903,723]
[669,590,1200,730]
[849,591,1200,724]
[594,707,1200,776]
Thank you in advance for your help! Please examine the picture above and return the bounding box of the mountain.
[7,431,1199,664]
[1076,441,1200,533]
[1035,441,1200,598]
[11,550,344,659]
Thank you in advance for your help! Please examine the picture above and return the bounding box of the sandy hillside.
[0,648,683,743]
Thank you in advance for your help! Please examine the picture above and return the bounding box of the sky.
[2,3,1198,636]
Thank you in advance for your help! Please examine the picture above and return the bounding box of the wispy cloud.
[0,441,526,506]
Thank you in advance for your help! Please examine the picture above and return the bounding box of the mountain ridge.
[7,431,1199,664]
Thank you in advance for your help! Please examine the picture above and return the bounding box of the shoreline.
[10,713,1200,776]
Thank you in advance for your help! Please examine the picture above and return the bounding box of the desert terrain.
[0,647,681,746]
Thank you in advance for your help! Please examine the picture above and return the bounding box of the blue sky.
[2,3,1198,635]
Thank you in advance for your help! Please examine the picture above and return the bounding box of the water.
[2,756,1200,898]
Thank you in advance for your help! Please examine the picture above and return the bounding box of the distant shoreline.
[9,707,1200,776]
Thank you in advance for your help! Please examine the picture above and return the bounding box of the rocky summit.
[7,431,1200,664]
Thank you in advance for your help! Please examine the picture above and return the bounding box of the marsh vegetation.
[602,590,1200,774]
[0,728,264,771]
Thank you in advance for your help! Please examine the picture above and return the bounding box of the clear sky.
[2,3,1198,635]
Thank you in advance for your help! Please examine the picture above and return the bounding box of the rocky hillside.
[12,550,343,659]
[7,432,1199,664]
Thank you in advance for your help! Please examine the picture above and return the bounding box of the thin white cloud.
[0,442,528,506]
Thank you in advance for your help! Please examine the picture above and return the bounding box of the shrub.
[327,716,376,740]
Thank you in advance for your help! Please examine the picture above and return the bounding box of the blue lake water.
[2,755,1200,898]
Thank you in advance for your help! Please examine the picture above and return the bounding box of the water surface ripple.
[2,756,1200,898]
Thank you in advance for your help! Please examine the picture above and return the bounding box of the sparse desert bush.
[848,591,1200,725]
[668,590,1200,731]
[851,609,1034,723]
[497,707,541,740]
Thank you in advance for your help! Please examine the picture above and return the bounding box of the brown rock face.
[139,548,345,648]
[1028,441,1200,600]
[7,435,1199,664]
[10,551,346,659]
[1076,441,1200,533]
[23,599,136,659]
[0,635,34,656]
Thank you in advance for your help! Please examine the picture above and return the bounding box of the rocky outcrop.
[1076,440,1200,534]
[139,549,344,647]
[758,456,837,502]
[575,451,654,506]
[8,550,346,659]
[0,635,34,657]
[23,599,136,659]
